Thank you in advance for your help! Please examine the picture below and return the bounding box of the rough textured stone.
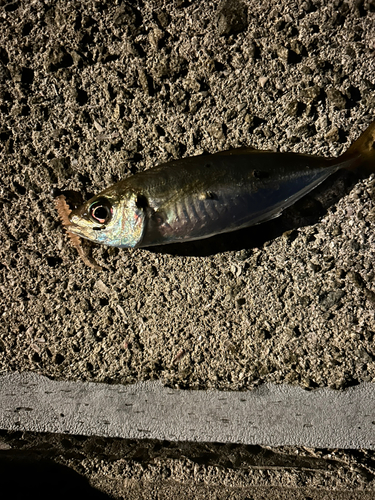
[0,0,374,397]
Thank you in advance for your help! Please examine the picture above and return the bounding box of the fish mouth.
[55,194,109,250]
[65,223,89,241]
[64,222,82,235]
[55,195,86,237]
[67,213,109,244]
[65,214,93,238]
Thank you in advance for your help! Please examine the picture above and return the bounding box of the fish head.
[67,188,146,248]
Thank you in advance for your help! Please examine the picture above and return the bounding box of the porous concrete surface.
[1,0,375,498]
[1,0,375,390]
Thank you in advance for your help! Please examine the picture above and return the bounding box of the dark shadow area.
[1,430,374,482]
[0,450,111,500]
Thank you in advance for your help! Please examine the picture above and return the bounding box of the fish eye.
[89,199,112,224]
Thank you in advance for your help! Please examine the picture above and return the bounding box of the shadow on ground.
[0,451,110,500]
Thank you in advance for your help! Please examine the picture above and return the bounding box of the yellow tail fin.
[339,120,375,173]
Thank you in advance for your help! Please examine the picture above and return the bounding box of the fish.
[58,120,375,260]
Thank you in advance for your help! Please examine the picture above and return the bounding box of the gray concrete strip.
[0,372,374,449]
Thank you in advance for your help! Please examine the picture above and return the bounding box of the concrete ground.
[1,0,375,497]
[2,372,375,449]
[2,373,375,499]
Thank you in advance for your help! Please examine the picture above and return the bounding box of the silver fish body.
[66,121,375,249]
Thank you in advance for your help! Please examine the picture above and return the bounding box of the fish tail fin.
[338,120,375,174]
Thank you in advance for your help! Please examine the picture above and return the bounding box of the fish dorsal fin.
[212,146,273,157]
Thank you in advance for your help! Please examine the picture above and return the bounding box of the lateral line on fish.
[54,195,103,271]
